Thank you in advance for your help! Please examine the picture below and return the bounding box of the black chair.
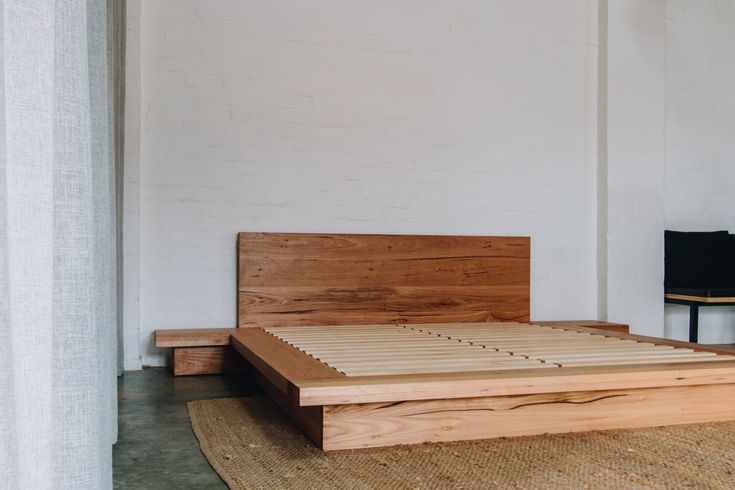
[664,230,735,342]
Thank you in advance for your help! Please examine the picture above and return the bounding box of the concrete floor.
[113,368,259,489]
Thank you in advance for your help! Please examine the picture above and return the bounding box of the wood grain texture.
[237,233,530,328]
[321,383,735,450]
[155,328,236,347]
[533,320,629,333]
[238,286,529,328]
[229,328,344,394]
[172,346,246,376]
[296,361,735,406]
[665,293,735,304]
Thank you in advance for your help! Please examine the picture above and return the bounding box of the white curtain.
[0,0,117,488]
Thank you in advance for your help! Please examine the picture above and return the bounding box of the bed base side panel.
[321,383,735,450]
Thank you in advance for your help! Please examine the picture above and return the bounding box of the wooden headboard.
[237,232,530,328]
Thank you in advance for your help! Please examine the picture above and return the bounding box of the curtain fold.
[0,1,117,488]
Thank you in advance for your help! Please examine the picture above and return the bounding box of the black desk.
[665,288,735,343]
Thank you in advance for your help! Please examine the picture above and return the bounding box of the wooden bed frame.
[156,232,735,450]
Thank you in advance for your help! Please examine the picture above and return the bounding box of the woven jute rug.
[188,396,735,489]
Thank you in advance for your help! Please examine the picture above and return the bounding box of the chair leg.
[689,305,699,343]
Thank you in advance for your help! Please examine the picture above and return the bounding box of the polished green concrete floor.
[113,368,259,489]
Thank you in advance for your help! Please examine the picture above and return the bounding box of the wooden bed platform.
[156,232,735,450]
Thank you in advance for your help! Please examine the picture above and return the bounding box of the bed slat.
[263,322,735,378]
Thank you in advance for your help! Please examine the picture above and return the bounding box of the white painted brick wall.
[122,0,142,371]
[664,0,735,343]
[130,0,600,366]
[605,0,666,336]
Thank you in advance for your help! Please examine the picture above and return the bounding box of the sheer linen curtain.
[0,0,117,488]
